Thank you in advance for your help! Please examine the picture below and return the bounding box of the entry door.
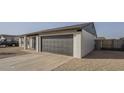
[32,37,36,49]
[42,35,73,56]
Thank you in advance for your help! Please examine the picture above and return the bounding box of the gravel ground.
[0,47,29,59]
[53,50,124,71]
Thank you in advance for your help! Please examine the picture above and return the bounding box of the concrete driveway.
[1,48,124,71]
[53,50,124,71]
[0,53,73,71]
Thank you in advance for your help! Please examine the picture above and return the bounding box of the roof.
[21,22,97,36]
[0,34,19,37]
[120,37,124,40]
[96,37,106,40]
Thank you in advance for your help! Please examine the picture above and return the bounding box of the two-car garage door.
[41,34,73,56]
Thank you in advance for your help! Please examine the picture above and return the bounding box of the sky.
[95,22,124,39]
[0,22,124,39]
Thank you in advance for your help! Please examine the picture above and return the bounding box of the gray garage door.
[42,35,73,56]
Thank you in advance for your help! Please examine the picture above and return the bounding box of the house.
[19,22,97,58]
[120,37,124,40]
[95,38,124,50]
[96,37,106,40]
[0,34,19,41]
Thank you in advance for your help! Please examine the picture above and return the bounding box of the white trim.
[39,36,41,52]
[39,32,76,37]
[36,36,39,52]
[19,38,21,47]
[73,32,82,58]
[24,36,27,50]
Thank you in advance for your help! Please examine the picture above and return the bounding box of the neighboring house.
[0,34,19,41]
[19,23,97,58]
[95,38,124,50]
[120,37,124,40]
[96,37,106,40]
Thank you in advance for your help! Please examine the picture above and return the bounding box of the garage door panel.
[42,35,73,56]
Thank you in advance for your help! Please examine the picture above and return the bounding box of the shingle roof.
[21,22,96,36]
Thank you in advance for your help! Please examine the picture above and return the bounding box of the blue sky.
[95,22,124,39]
[0,22,124,39]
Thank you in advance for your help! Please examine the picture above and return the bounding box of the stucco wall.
[73,32,82,58]
[81,30,96,57]
[19,37,24,47]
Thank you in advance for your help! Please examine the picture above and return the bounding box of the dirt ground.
[53,50,124,71]
[0,47,29,59]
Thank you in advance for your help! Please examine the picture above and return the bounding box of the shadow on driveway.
[85,50,124,59]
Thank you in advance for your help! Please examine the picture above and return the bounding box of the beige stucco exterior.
[21,31,96,58]
[19,23,97,58]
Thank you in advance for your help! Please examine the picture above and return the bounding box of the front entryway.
[32,37,36,50]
